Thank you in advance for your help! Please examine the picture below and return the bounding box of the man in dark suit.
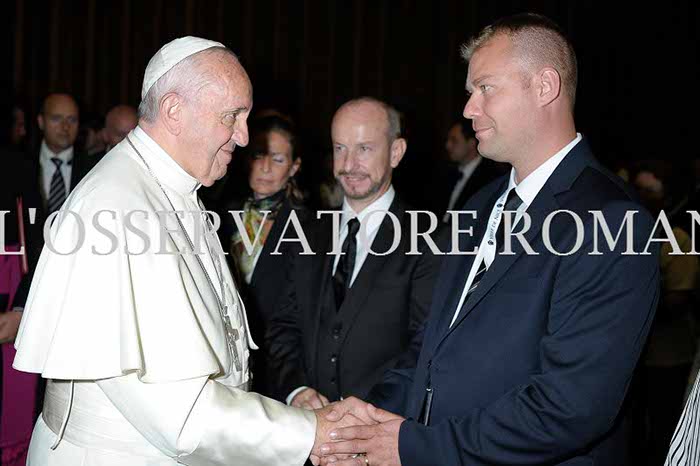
[267,97,441,410]
[7,93,97,327]
[0,94,96,463]
[317,14,659,466]
[441,119,503,222]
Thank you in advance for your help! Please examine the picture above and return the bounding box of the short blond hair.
[462,13,578,106]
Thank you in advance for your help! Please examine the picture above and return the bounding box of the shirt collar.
[459,155,482,176]
[40,140,74,165]
[341,185,396,233]
[131,126,201,196]
[507,133,583,206]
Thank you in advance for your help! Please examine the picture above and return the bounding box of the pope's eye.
[222,114,237,127]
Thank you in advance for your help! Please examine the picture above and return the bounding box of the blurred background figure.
[77,111,105,157]
[440,119,503,222]
[634,168,699,466]
[100,104,137,154]
[219,114,304,396]
[0,97,27,154]
[318,150,343,208]
[77,104,137,159]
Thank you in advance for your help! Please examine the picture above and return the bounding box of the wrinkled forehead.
[220,68,253,110]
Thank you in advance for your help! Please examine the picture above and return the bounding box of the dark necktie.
[332,218,361,310]
[466,188,524,297]
[48,157,67,214]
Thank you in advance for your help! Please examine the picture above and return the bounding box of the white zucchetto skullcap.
[141,36,225,99]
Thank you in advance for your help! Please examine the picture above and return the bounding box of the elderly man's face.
[331,102,401,205]
[182,56,252,187]
[463,34,537,166]
[38,94,79,153]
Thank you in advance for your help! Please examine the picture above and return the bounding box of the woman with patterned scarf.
[222,114,305,396]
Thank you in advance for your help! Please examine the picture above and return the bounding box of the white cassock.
[13,126,316,466]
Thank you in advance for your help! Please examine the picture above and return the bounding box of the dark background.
[3,0,699,207]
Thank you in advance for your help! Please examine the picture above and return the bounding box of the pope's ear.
[37,114,45,132]
[159,93,184,136]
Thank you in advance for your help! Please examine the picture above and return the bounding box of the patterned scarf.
[230,190,286,282]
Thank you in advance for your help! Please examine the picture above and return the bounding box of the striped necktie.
[466,189,524,297]
[48,157,67,214]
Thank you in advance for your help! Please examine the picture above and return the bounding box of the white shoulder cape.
[14,138,240,383]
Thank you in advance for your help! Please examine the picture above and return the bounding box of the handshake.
[296,389,404,466]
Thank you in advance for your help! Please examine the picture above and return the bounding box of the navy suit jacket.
[370,140,660,466]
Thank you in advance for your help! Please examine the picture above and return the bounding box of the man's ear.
[389,138,407,168]
[536,67,562,107]
[37,114,45,132]
[159,93,184,136]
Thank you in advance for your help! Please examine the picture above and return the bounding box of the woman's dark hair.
[248,114,299,160]
[247,113,305,203]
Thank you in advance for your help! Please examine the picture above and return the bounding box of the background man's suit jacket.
[444,157,504,218]
[11,148,97,308]
[370,140,660,466]
[267,196,442,402]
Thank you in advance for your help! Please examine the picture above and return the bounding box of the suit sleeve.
[98,373,316,466]
[265,250,310,401]
[366,322,423,413]
[398,201,660,466]
[368,234,442,412]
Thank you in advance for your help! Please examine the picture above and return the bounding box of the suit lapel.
[455,161,482,210]
[308,218,336,365]
[334,211,398,348]
[429,183,504,348]
[435,139,595,347]
[441,192,557,341]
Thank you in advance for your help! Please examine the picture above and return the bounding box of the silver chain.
[126,136,242,373]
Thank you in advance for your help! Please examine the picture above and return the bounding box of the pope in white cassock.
[13,37,346,466]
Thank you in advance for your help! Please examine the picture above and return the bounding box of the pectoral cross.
[224,317,243,373]
[199,202,244,374]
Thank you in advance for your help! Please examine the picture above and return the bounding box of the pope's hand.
[292,387,330,410]
[319,400,405,466]
[310,403,367,465]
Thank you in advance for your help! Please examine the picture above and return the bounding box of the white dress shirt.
[449,133,583,327]
[39,140,74,202]
[332,186,396,287]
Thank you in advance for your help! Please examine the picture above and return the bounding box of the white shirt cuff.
[286,386,308,405]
